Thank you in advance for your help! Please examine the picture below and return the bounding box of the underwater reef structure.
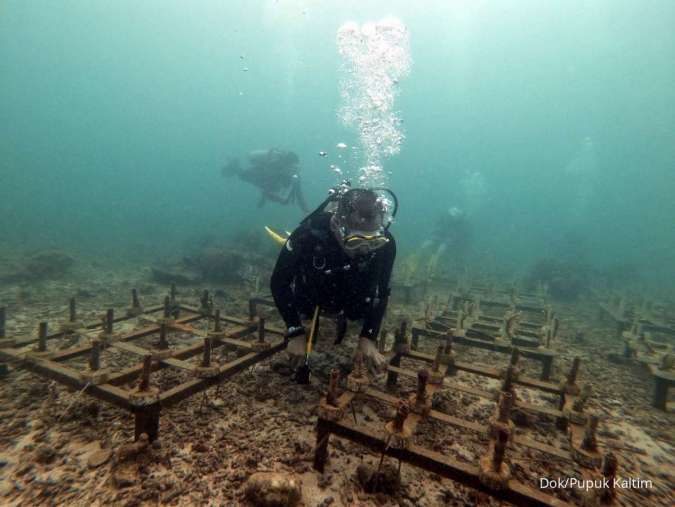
[413,288,558,380]
[0,286,285,441]
[596,290,675,411]
[0,250,74,283]
[393,251,455,305]
[526,258,592,301]
[151,245,267,292]
[313,313,613,506]
[0,278,671,505]
[209,289,621,505]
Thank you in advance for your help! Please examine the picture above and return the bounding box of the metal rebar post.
[248,299,257,321]
[327,368,340,406]
[599,452,618,504]
[132,288,141,309]
[653,373,670,410]
[509,347,520,367]
[492,426,509,471]
[497,391,513,423]
[353,351,366,377]
[200,290,211,315]
[38,322,48,352]
[214,309,222,332]
[313,419,331,473]
[501,365,515,393]
[89,339,101,371]
[432,345,443,373]
[399,320,407,344]
[258,317,266,344]
[170,284,177,305]
[139,355,152,391]
[424,301,431,325]
[158,323,169,349]
[410,319,420,350]
[393,401,409,433]
[202,337,212,368]
[541,354,554,381]
[386,321,407,388]
[573,384,591,412]
[581,414,599,452]
[443,334,453,355]
[456,309,464,332]
[471,300,480,320]
[567,356,581,385]
[416,369,429,405]
[163,296,171,318]
[69,297,77,322]
[105,309,114,334]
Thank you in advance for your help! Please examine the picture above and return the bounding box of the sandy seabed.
[0,266,673,506]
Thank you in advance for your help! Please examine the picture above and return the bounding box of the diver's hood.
[303,182,397,230]
[303,183,398,254]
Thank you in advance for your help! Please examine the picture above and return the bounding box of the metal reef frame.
[0,288,287,440]
[313,319,618,507]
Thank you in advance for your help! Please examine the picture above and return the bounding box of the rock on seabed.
[244,471,302,507]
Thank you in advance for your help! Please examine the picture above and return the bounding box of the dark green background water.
[1,1,673,289]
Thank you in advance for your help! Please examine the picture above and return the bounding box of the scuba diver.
[270,182,397,381]
[222,148,308,212]
[422,206,472,269]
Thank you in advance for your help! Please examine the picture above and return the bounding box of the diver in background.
[422,207,472,269]
[222,148,308,212]
[271,184,397,380]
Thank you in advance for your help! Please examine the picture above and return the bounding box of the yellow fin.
[265,226,289,246]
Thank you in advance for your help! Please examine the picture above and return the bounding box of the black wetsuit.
[270,212,396,341]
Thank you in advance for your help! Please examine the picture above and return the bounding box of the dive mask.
[332,187,396,253]
[342,230,390,253]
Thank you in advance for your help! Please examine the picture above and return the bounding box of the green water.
[1,1,674,290]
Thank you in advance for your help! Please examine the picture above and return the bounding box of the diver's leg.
[265,191,286,204]
[283,186,295,205]
[293,178,309,212]
[334,311,348,345]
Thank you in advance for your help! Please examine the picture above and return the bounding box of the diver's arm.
[270,230,304,330]
[360,235,396,341]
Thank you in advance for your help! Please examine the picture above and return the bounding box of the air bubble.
[337,18,411,187]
